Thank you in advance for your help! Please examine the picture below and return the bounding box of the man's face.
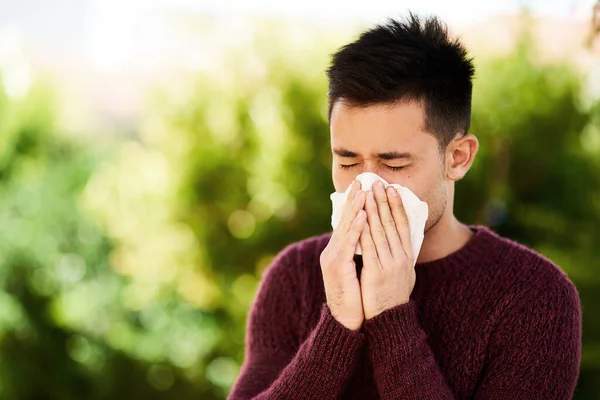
[329,100,448,232]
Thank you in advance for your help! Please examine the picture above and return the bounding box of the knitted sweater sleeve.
[362,300,455,399]
[361,270,581,400]
[228,243,366,400]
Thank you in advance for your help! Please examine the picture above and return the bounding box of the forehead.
[329,101,435,154]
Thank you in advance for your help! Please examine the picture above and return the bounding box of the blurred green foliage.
[0,25,599,399]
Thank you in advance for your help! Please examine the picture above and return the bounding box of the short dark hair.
[326,13,475,149]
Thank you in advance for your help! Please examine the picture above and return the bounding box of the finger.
[345,189,366,231]
[326,208,366,270]
[338,190,365,243]
[387,186,413,260]
[372,181,403,260]
[330,190,365,261]
[343,210,366,257]
[364,190,393,263]
[334,180,362,236]
[347,179,361,204]
[360,218,382,272]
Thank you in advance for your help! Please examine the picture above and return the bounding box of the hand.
[360,181,415,320]
[320,180,367,331]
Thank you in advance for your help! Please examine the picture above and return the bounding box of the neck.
[416,213,474,264]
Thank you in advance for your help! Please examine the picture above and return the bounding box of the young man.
[229,14,581,400]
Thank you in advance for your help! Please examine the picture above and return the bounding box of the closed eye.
[386,165,405,172]
[340,164,406,171]
[340,164,358,169]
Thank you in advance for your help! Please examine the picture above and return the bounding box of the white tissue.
[330,172,429,264]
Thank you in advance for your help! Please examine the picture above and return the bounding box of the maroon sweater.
[229,226,581,399]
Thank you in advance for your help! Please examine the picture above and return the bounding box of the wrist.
[362,300,422,353]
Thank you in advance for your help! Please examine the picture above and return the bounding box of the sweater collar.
[414,225,502,281]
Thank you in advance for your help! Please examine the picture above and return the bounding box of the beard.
[424,205,444,233]
[423,182,447,234]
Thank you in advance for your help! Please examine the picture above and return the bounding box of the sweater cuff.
[361,300,423,360]
[310,302,366,368]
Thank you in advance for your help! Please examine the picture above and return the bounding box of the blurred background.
[1,0,599,399]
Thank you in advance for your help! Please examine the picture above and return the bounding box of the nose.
[360,160,380,176]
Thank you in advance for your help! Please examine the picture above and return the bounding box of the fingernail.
[387,187,398,197]
[374,181,385,195]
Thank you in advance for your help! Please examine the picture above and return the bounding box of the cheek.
[423,172,447,211]
[391,167,426,197]
[402,165,444,203]
[332,168,354,193]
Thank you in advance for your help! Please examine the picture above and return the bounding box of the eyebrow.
[332,147,414,161]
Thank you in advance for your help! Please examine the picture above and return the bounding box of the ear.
[445,133,479,181]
